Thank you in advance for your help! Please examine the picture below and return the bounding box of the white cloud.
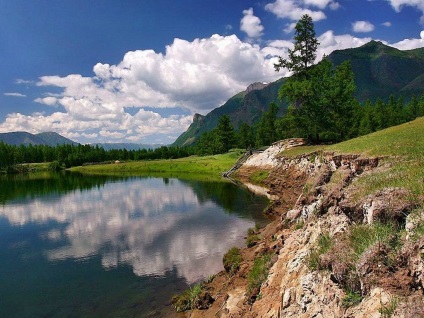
[391,36,424,50]
[382,21,392,27]
[34,96,58,106]
[265,0,326,21]
[316,30,372,60]
[4,92,26,98]
[240,8,264,38]
[265,0,339,21]
[387,0,424,24]
[352,21,375,33]
[1,34,285,143]
[283,22,297,33]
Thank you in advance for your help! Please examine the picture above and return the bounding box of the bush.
[223,247,243,276]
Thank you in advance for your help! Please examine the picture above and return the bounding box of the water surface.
[0,172,268,317]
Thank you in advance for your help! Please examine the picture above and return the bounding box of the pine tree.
[274,14,319,76]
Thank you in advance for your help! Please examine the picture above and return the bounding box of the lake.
[0,172,269,317]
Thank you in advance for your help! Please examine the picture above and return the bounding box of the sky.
[0,0,423,145]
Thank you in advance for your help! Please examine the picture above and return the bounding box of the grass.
[249,170,270,185]
[342,290,363,308]
[329,118,424,206]
[349,222,400,259]
[69,150,244,181]
[306,232,332,271]
[247,253,273,295]
[223,247,243,276]
[172,283,203,312]
[379,296,398,318]
[279,117,424,207]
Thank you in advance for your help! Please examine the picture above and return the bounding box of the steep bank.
[178,118,424,317]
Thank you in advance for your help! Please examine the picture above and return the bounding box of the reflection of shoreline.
[1,177,268,284]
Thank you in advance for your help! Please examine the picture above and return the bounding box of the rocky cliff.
[179,139,424,318]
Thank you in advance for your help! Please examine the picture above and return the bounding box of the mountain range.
[0,131,78,146]
[173,41,424,147]
[0,132,160,150]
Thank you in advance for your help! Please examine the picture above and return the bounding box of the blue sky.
[1,0,423,144]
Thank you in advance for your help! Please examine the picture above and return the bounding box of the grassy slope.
[69,150,244,181]
[283,117,424,205]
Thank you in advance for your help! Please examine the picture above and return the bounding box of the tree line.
[0,142,194,171]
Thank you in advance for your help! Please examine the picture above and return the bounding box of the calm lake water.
[0,172,269,317]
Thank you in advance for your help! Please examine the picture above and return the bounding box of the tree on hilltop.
[274,14,319,76]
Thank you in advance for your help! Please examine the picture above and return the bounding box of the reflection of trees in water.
[0,172,120,204]
[179,179,269,222]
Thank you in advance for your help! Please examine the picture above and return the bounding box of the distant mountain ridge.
[0,131,78,146]
[92,143,161,150]
[173,41,424,147]
[0,131,161,150]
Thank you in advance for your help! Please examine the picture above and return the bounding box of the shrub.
[342,290,363,308]
[223,247,243,276]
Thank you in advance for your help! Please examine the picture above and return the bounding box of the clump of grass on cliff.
[306,232,332,271]
[247,253,274,303]
[223,247,243,276]
[172,283,203,312]
[249,170,270,185]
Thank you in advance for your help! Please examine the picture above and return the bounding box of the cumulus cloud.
[387,0,424,24]
[382,21,392,27]
[0,34,285,144]
[240,8,264,38]
[352,21,375,33]
[391,33,424,50]
[316,30,372,60]
[265,0,339,21]
[4,92,26,98]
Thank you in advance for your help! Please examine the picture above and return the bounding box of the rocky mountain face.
[173,41,424,147]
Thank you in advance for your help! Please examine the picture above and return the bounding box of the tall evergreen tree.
[216,115,235,153]
[274,14,319,76]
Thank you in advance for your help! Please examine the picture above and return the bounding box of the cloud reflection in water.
[0,177,263,283]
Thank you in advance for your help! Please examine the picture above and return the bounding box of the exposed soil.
[176,139,424,318]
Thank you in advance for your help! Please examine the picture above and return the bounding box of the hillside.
[173,41,424,147]
[0,131,77,146]
[179,117,424,317]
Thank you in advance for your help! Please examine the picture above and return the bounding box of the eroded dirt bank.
[179,139,424,318]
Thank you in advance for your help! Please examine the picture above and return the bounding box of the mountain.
[92,143,161,150]
[173,41,424,147]
[0,131,78,146]
[327,40,424,101]
[36,132,79,146]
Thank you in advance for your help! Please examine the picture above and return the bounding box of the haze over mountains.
[173,41,424,147]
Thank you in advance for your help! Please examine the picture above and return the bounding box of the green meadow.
[69,150,244,181]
